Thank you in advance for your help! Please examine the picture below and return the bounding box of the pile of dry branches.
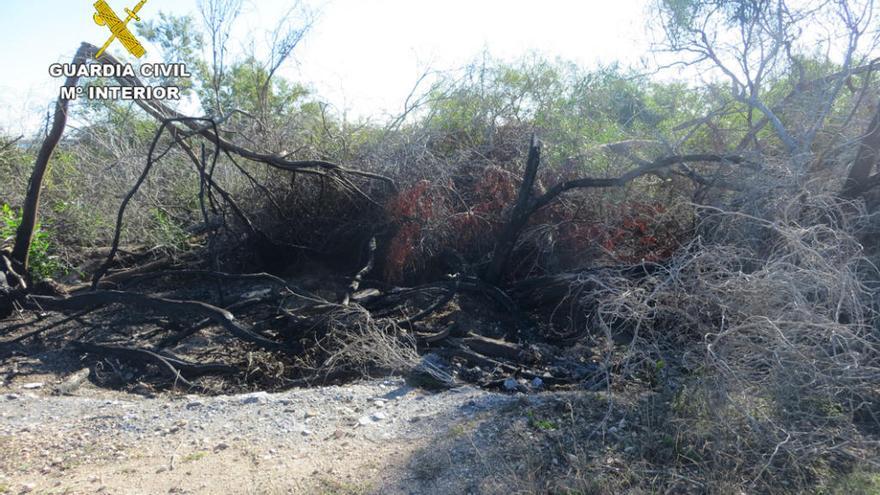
[558,185,880,490]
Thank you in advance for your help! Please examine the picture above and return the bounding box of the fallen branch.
[29,291,284,351]
[155,295,277,350]
[119,269,295,291]
[72,341,237,389]
[436,345,518,374]
[80,258,175,291]
[414,327,451,344]
[461,333,531,363]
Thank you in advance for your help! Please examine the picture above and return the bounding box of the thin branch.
[30,290,284,351]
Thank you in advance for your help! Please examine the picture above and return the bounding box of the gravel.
[0,378,538,493]
[8,384,507,444]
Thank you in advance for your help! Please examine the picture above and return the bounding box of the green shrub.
[1,203,65,280]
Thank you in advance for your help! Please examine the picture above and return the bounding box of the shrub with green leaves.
[1,203,64,280]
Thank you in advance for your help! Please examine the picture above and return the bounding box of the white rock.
[371,412,387,421]
[21,383,44,390]
[357,416,374,426]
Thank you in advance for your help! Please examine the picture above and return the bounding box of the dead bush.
[317,305,420,376]
[572,186,880,491]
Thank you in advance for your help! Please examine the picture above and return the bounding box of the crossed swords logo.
[93,0,148,59]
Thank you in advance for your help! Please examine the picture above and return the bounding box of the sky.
[0,0,653,134]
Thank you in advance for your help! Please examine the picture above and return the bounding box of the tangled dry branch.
[561,189,880,489]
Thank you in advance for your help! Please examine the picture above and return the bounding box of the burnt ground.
[0,269,639,495]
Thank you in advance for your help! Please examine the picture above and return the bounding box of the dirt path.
[0,376,525,495]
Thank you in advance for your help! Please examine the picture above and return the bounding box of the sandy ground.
[0,370,534,495]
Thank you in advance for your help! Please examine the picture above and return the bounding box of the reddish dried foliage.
[384,166,684,282]
[384,180,437,282]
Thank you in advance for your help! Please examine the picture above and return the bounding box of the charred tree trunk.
[483,134,749,286]
[11,44,90,274]
[484,136,541,285]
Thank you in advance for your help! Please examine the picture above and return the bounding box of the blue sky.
[0,0,652,133]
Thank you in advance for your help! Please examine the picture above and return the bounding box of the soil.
[0,275,616,494]
[0,358,597,495]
